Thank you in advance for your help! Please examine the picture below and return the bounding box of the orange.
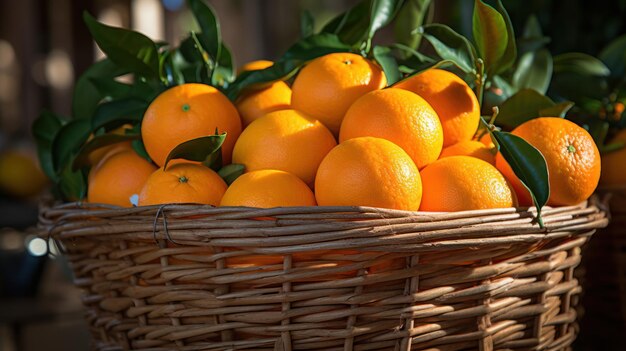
[440,140,496,165]
[236,60,292,127]
[88,142,132,166]
[601,129,626,186]
[236,81,291,127]
[615,102,625,118]
[220,170,316,208]
[339,88,443,169]
[87,124,133,166]
[478,132,496,148]
[141,83,242,167]
[495,117,601,206]
[291,53,387,135]
[0,151,47,198]
[394,68,480,147]
[315,137,422,210]
[88,149,157,207]
[138,163,227,206]
[232,109,337,186]
[238,60,273,74]
[420,156,517,212]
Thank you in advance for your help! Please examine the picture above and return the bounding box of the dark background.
[1,0,625,143]
[0,1,624,350]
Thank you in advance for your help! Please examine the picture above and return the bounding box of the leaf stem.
[475,58,486,107]
[537,213,545,228]
[489,106,499,125]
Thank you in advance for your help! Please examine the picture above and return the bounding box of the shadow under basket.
[576,188,626,350]
[39,199,608,351]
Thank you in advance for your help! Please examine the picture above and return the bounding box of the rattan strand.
[40,199,609,351]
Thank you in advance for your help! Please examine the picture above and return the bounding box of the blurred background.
[0,0,624,350]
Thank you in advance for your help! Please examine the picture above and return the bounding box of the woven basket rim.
[41,197,604,217]
[39,197,610,254]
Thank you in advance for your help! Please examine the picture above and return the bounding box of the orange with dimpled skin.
[291,53,387,135]
[315,136,422,211]
[236,60,292,127]
[496,117,601,206]
[440,140,496,165]
[339,88,443,170]
[138,163,227,206]
[141,83,242,167]
[232,109,336,187]
[220,170,316,208]
[394,68,480,147]
[420,156,517,212]
[88,149,156,207]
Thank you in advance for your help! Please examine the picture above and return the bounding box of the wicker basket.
[40,199,608,351]
[576,188,626,350]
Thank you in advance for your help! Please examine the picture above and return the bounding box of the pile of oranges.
[87,53,601,212]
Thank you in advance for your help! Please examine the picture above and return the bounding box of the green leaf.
[176,37,211,84]
[32,111,64,181]
[212,43,235,88]
[132,140,152,163]
[395,59,457,85]
[321,0,403,47]
[72,59,128,119]
[159,50,181,86]
[394,0,432,59]
[72,133,140,170]
[83,12,159,79]
[218,164,245,185]
[512,49,553,94]
[522,14,543,38]
[599,34,626,78]
[419,24,476,73]
[553,53,610,76]
[368,0,404,40]
[89,77,132,98]
[463,1,517,76]
[321,1,369,46]
[163,134,227,170]
[204,144,223,172]
[187,0,221,62]
[392,42,436,66]
[57,162,87,202]
[32,111,64,149]
[493,0,516,73]
[91,98,149,131]
[179,35,207,64]
[472,0,508,75]
[491,129,550,226]
[89,76,159,101]
[492,74,515,98]
[51,119,92,173]
[373,45,400,85]
[538,101,573,118]
[497,89,555,128]
[550,71,609,103]
[300,10,315,38]
[226,33,351,100]
[518,14,550,54]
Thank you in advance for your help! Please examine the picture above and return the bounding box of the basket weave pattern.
[41,200,608,351]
